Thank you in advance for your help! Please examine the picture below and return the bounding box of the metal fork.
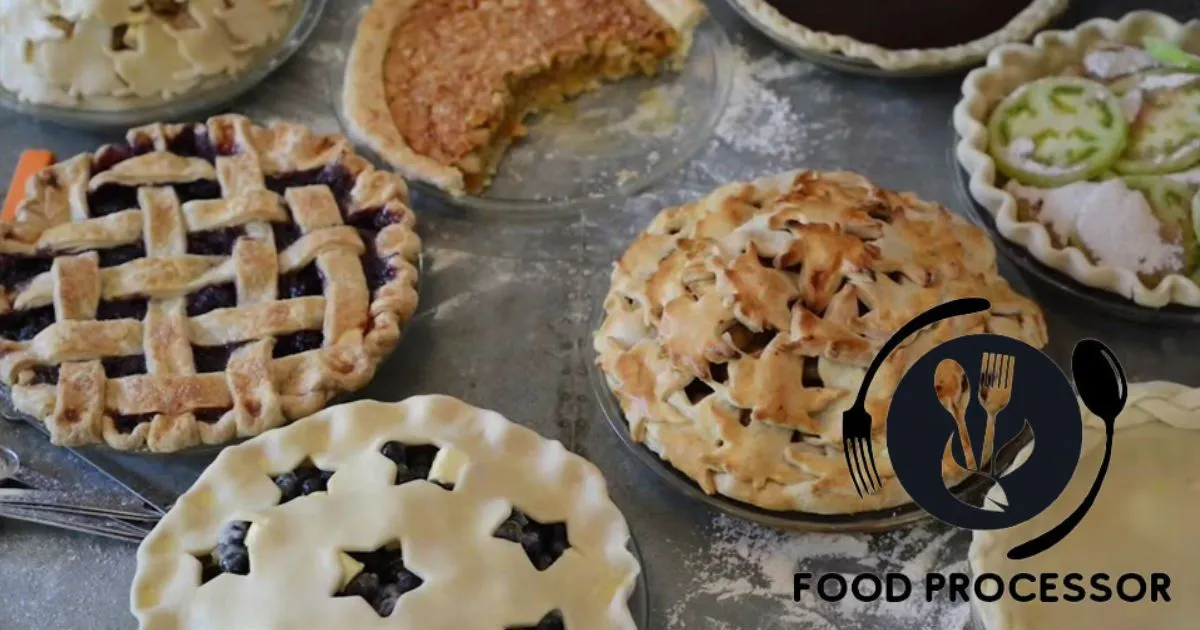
[978,352,1015,475]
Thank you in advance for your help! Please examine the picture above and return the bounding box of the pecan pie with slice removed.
[0,115,421,453]
[343,0,707,196]
[593,170,1049,514]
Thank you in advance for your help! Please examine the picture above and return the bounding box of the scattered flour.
[714,47,815,157]
[666,514,973,630]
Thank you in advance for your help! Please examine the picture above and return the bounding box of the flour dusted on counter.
[667,515,971,630]
[714,47,812,157]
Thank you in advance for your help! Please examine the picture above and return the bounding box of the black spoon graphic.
[1006,339,1127,560]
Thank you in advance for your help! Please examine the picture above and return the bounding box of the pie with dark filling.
[593,170,1048,514]
[343,0,707,196]
[0,115,421,452]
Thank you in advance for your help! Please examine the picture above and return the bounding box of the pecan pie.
[593,170,1048,514]
[0,115,421,453]
[131,396,640,629]
[343,0,706,196]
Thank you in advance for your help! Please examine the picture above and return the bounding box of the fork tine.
[979,353,990,390]
[1005,355,1015,389]
[844,441,865,498]
[863,437,883,490]
[854,439,876,492]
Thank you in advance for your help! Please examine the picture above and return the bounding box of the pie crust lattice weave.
[0,115,421,453]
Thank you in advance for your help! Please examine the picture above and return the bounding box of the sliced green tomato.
[1144,37,1200,72]
[1124,176,1198,273]
[988,77,1127,187]
[1111,73,1200,175]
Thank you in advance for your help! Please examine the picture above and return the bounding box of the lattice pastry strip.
[0,115,421,452]
[595,169,1049,514]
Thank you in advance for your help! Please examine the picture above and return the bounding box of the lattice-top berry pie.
[131,396,640,629]
[593,170,1049,514]
[0,115,421,453]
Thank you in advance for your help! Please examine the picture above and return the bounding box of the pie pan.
[330,9,733,218]
[585,307,1026,534]
[950,139,1200,324]
[0,0,326,130]
[724,0,1068,77]
[954,11,1200,310]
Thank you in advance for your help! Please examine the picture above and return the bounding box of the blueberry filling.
[96,297,149,321]
[379,442,446,487]
[271,222,302,251]
[29,365,59,386]
[272,331,322,358]
[101,355,147,378]
[165,125,219,163]
[357,229,396,294]
[192,342,244,374]
[266,165,353,212]
[273,463,334,504]
[198,520,253,585]
[87,184,140,218]
[277,264,323,299]
[0,255,53,289]
[335,545,424,617]
[0,306,56,341]
[492,510,570,571]
[509,611,566,630]
[92,143,139,174]
[96,244,146,268]
[345,207,401,232]
[174,180,223,205]
[114,412,156,434]
[186,283,236,317]
[187,227,246,256]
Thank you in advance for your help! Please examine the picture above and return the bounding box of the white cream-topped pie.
[131,396,640,629]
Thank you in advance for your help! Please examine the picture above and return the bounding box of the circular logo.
[885,334,1082,531]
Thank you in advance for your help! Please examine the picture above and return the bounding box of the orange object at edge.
[3,149,55,222]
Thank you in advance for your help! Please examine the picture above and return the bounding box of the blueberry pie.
[593,170,1048,514]
[131,396,641,629]
[342,0,706,196]
[0,115,421,452]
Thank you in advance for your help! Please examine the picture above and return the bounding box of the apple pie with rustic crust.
[343,0,706,197]
[593,170,1048,514]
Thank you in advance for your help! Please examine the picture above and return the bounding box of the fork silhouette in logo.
[842,297,993,498]
[978,352,1015,476]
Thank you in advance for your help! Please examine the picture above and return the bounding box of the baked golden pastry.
[593,170,1048,514]
[343,0,706,196]
[0,115,421,452]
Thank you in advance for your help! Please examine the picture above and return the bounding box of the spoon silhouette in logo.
[1006,339,1127,560]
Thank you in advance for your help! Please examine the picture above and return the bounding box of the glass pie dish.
[330,8,734,217]
[0,0,327,130]
[586,307,1029,534]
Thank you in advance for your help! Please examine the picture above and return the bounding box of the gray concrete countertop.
[2,1,1198,628]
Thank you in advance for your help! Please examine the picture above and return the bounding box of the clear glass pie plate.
[948,138,1200,325]
[586,306,1027,534]
[0,0,327,130]
[330,11,733,217]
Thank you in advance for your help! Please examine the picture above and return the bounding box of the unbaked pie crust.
[130,396,640,630]
[954,11,1200,308]
[342,0,707,197]
[971,381,1200,629]
[729,0,1068,72]
[593,169,1048,514]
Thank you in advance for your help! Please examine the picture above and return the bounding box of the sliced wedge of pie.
[343,0,706,196]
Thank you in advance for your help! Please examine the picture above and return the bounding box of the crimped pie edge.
[729,0,1068,72]
[968,380,1200,630]
[341,0,708,197]
[953,11,1200,308]
[131,395,640,629]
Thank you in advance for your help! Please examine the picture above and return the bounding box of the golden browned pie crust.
[593,170,1048,514]
[0,115,422,453]
[343,0,706,196]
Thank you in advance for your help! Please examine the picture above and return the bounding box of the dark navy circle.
[886,334,1082,531]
